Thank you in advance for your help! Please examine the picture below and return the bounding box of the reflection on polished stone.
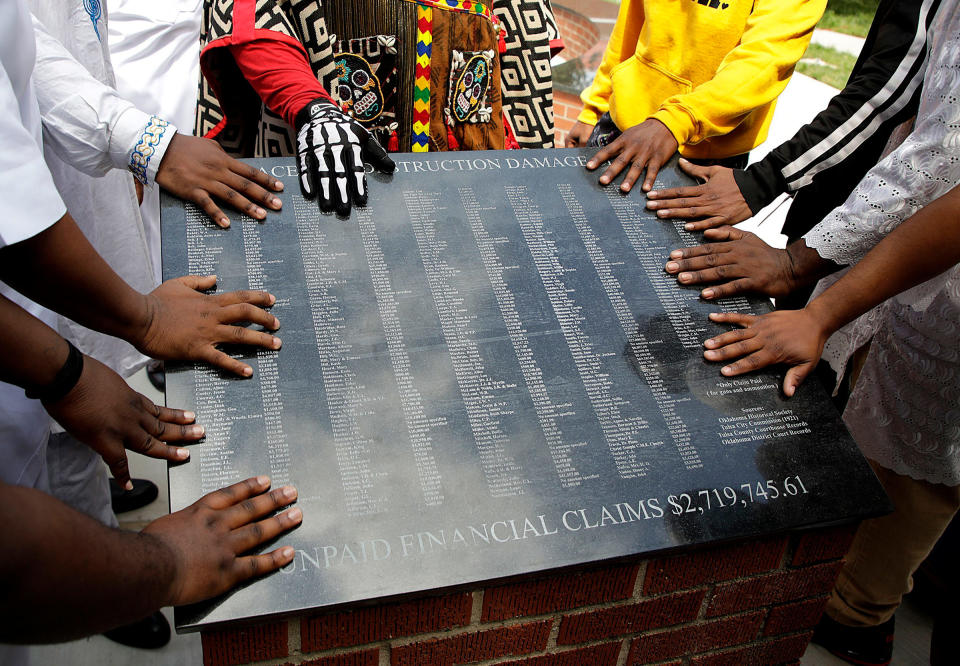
[161,149,889,631]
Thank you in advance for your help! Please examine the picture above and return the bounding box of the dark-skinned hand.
[586,118,678,193]
[664,226,799,300]
[703,310,828,397]
[156,133,284,228]
[143,476,302,606]
[43,355,202,489]
[135,275,282,378]
[646,159,753,230]
[564,120,595,148]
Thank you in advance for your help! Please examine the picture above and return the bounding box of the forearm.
[0,294,70,391]
[228,38,332,127]
[785,239,841,290]
[32,16,174,184]
[806,184,960,332]
[0,483,175,643]
[736,0,932,213]
[0,213,149,343]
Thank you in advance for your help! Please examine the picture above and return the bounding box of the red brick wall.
[200,524,855,665]
[554,6,601,61]
[554,90,584,148]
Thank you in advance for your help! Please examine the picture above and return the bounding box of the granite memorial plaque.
[161,149,889,631]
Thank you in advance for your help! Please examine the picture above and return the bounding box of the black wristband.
[25,341,84,403]
[294,97,337,130]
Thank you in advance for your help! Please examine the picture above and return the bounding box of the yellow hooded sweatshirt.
[578,0,826,160]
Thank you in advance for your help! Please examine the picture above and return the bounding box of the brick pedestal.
[200,524,855,666]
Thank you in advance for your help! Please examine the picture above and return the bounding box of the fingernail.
[270,197,281,208]
[657,210,669,217]
[684,222,694,230]
[282,485,297,499]
[220,217,230,227]
[721,366,733,375]
[599,177,608,184]
[621,183,631,192]
[125,480,134,491]
[243,366,253,377]
[272,337,282,349]
[255,207,266,217]
[587,161,596,168]
[287,508,303,522]
[274,181,284,191]
[703,289,715,299]
[646,200,658,208]
[269,294,276,305]
[665,261,678,272]
[678,272,691,282]
[281,546,295,558]
[670,250,682,259]
[257,475,270,486]
[177,448,190,460]
[183,410,195,421]
[188,425,205,437]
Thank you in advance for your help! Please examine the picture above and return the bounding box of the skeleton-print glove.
[295,98,396,216]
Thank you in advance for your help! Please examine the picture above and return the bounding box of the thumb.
[363,135,396,174]
[678,158,713,182]
[704,225,744,242]
[782,362,814,397]
[175,275,218,292]
[106,451,133,491]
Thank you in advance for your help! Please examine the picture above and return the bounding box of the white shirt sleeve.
[0,59,65,249]
[30,14,177,185]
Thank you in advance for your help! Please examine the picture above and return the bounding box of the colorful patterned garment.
[197,0,559,153]
[332,34,401,149]
[493,0,560,149]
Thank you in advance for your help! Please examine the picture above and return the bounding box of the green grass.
[796,43,859,89]
[818,0,880,37]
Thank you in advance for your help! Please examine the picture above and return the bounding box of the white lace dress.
[803,0,960,486]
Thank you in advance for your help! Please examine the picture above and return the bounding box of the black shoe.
[110,478,159,514]
[103,611,171,649]
[147,359,165,392]
[812,614,894,666]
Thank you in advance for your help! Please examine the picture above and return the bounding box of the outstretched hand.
[296,99,396,217]
[156,133,284,228]
[703,310,828,396]
[564,120,595,148]
[143,476,302,606]
[665,226,799,300]
[135,275,281,377]
[43,355,202,489]
[586,119,678,193]
[646,159,753,230]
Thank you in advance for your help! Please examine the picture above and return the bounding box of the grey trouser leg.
[46,431,118,528]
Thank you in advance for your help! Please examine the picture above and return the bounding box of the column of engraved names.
[184,204,238,493]
[560,184,701,470]
[356,207,444,505]
[404,189,527,497]
[605,190,706,349]
[505,186,649,479]
[600,191,706,469]
[293,195,385,516]
[241,216,290,486]
[459,186,587,488]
